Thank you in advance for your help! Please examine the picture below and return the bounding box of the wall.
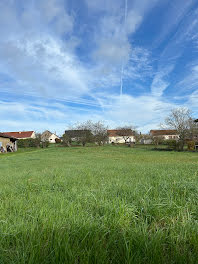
[109,136,135,144]
[48,134,59,143]
[31,132,36,139]
[163,135,179,140]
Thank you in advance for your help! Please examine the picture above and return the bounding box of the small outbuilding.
[0,133,18,152]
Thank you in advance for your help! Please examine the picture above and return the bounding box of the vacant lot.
[0,146,198,263]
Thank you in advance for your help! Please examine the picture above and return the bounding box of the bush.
[166,140,177,150]
[187,141,195,151]
[166,140,185,151]
[41,141,49,148]
[17,138,41,148]
[152,137,164,146]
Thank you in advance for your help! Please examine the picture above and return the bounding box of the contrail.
[120,0,128,97]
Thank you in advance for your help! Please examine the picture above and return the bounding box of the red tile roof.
[0,133,17,139]
[107,129,135,137]
[1,131,34,139]
[150,130,178,136]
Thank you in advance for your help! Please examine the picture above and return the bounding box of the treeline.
[153,139,196,151]
[17,108,198,151]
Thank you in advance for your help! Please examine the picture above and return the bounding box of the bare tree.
[35,133,41,148]
[90,121,108,146]
[136,132,152,144]
[64,121,93,147]
[115,126,136,144]
[163,107,192,150]
[152,136,164,147]
[64,121,108,146]
[62,133,71,147]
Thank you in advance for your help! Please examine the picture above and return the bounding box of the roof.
[107,129,135,137]
[41,130,59,140]
[195,119,198,123]
[1,131,34,139]
[65,130,92,137]
[42,130,53,136]
[150,130,178,136]
[0,133,17,140]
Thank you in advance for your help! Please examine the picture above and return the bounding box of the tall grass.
[0,146,198,263]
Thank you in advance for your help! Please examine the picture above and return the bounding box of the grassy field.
[0,146,198,263]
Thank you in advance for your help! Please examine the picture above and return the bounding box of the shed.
[0,133,18,152]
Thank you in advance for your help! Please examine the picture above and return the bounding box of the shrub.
[166,140,177,150]
[41,141,49,148]
[166,140,185,151]
[187,141,195,151]
[17,138,42,148]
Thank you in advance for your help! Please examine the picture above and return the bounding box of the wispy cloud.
[151,65,174,97]
[154,0,194,46]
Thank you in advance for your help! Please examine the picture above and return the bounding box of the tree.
[35,133,41,148]
[75,122,93,147]
[115,126,136,144]
[135,132,152,144]
[64,121,93,147]
[163,108,193,150]
[64,121,108,147]
[89,121,108,146]
[152,136,164,147]
[61,133,71,147]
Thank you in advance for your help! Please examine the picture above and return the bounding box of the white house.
[107,129,136,144]
[41,130,60,143]
[150,130,179,140]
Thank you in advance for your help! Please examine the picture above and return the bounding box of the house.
[107,129,136,144]
[140,138,153,144]
[41,130,60,143]
[150,130,179,140]
[64,130,92,140]
[0,133,18,152]
[2,131,36,139]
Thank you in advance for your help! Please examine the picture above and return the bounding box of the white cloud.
[125,10,142,35]
[176,64,198,93]
[0,35,91,97]
[1,0,198,134]
[151,65,174,97]
[39,0,74,35]
[91,0,158,85]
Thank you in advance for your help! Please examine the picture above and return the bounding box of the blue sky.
[0,0,198,135]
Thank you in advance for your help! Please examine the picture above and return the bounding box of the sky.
[0,0,198,135]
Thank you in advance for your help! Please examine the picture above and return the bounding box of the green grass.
[0,146,198,263]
